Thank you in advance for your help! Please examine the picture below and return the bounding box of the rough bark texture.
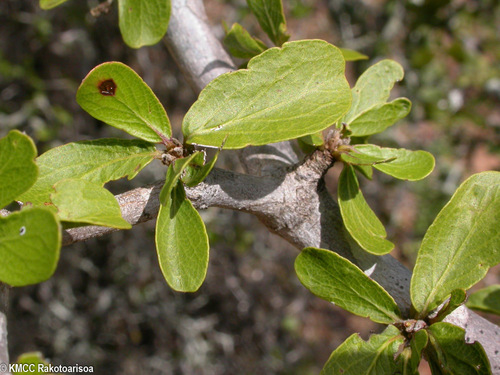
[0,312,10,374]
[1,0,499,372]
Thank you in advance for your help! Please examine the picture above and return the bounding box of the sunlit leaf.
[349,144,435,180]
[77,62,171,142]
[340,48,368,61]
[118,0,171,48]
[0,208,60,286]
[155,182,209,292]
[342,60,404,125]
[16,352,55,374]
[19,138,156,206]
[338,164,394,255]
[348,98,411,137]
[183,40,351,149]
[340,147,396,166]
[51,179,131,229]
[295,247,401,323]
[411,172,500,316]
[0,130,38,208]
[321,325,405,374]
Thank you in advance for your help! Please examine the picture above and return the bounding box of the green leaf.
[340,48,368,62]
[434,289,467,322]
[16,352,54,374]
[295,247,401,324]
[300,133,324,146]
[340,147,396,166]
[159,152,203,204]
[118,0,171,48]
[51,179,131,229]
[39,0,69,9]
[246,0,289,46]
[342,60,404,125]
[223,23,267,59]
[402,330,428,375]
[0,208,60,286]
[338,164,394,255]
[0,130,38,208]
[297,132,324,153]
[353,144,435,181]
[426,322,490,374]
[155,182,209,292]
[411,171,500,316]
[321,325,405,374]
[19,138,156,206]
[77,62,171,143]
[183,40,351,149]
[182,150,220,187]
[354,164,373,180]
[348,98,412,137]
[467,285,500,315]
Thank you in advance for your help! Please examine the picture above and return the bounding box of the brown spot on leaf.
[134,164,142,172]
[98,79,117,96]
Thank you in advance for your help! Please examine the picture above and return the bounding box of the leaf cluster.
[295,171,499,374]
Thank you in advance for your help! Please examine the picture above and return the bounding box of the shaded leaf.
[118,0,171,48]
[298,132,324,152]
[353,144,435,181]
[321,325,405,374]
[354,164,373,180]
[434,289,467,322]
[411,172,500,316]
[51,179,131,229]
[0,208,60,286]
[467,285,500,315]
[155,182,209,292]
[223,23,267,59]
[343,60,404,124]
[0,130,38,208]
[19,138,156,206]
[338,164,394,255]
[426,322,490,374]
[182,151,220,187]
[403,329,428,375]
[340,48,368,61]
[39,0,69,9]
[247,0,289,46]
[159,152,203,204]
[348,98,412,137]
[183,40,351,149]
[77,62,171,142]
[295,247,401,324]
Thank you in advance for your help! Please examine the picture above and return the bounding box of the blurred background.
[1,0,499,374]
